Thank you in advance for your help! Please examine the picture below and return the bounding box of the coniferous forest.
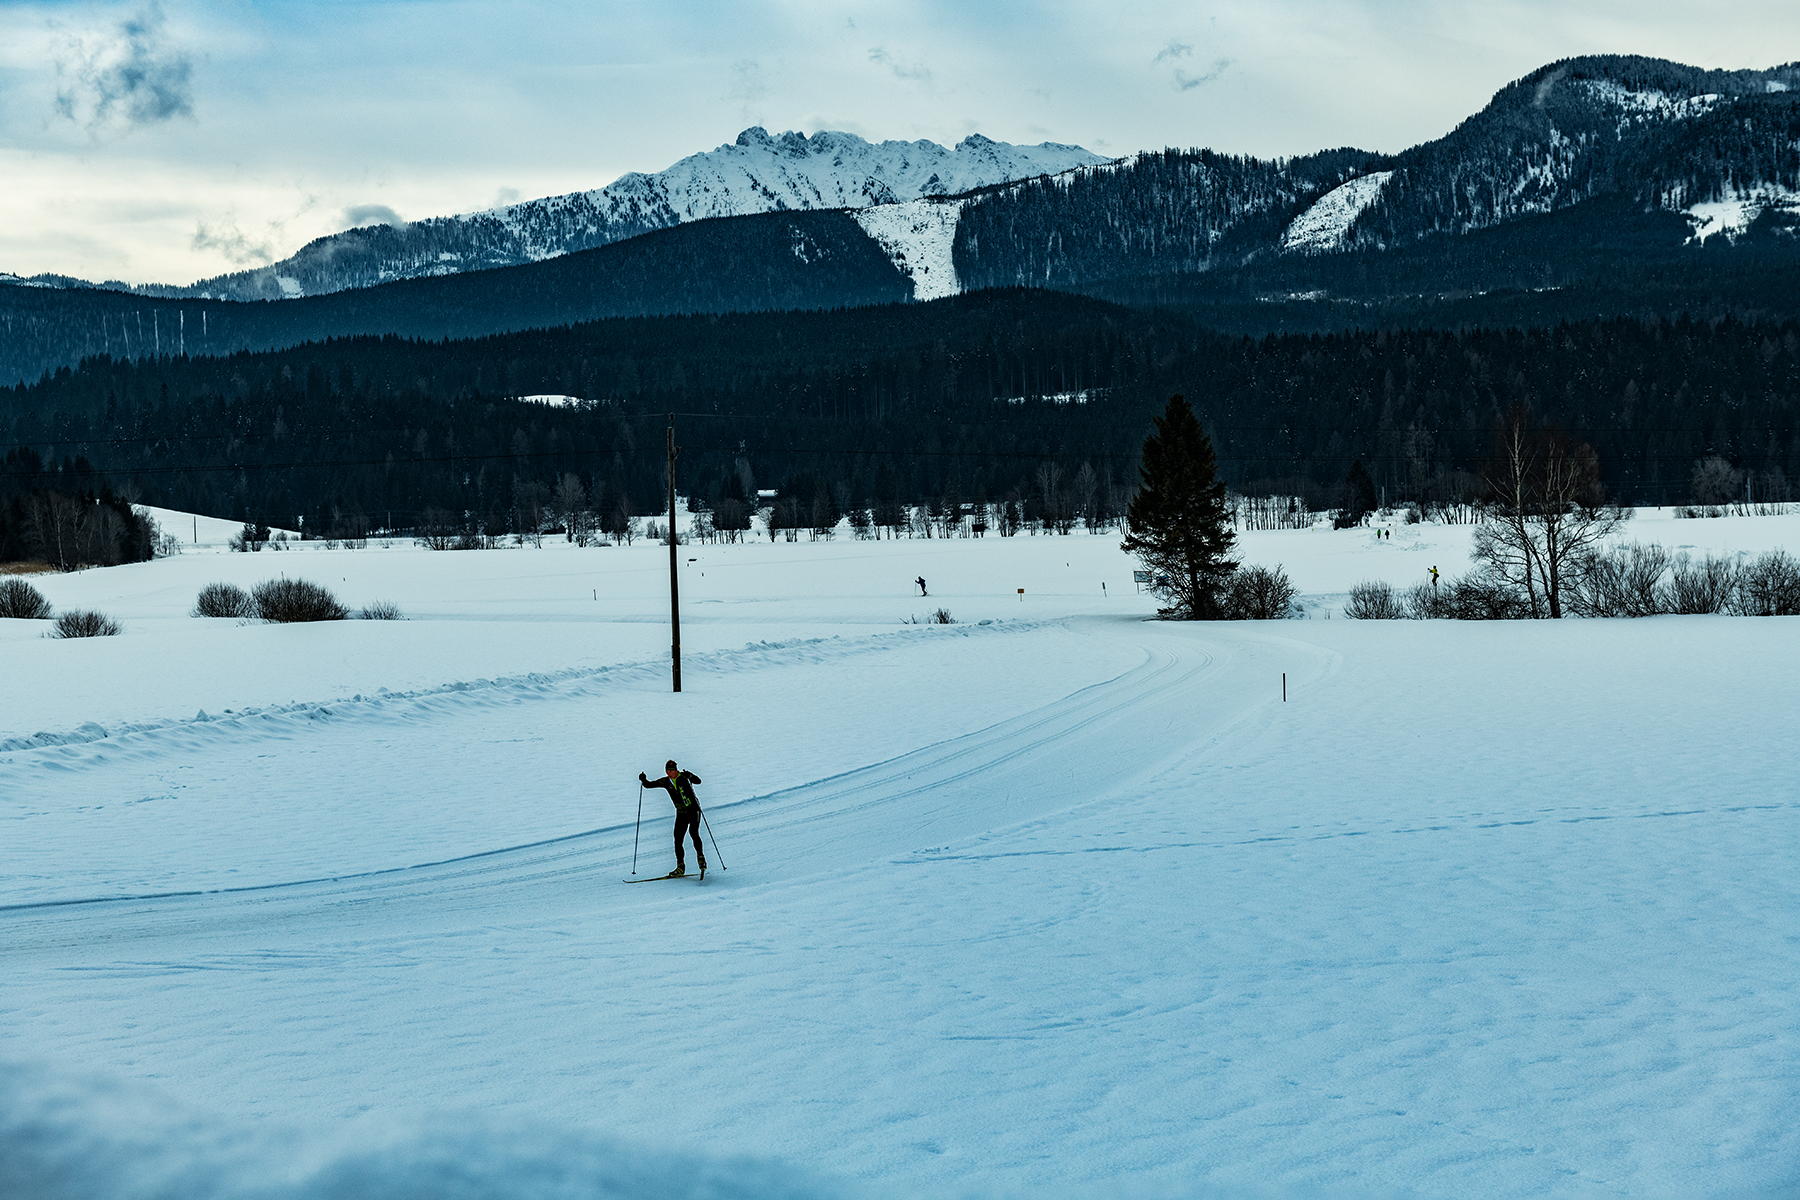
[5,287,1799,554]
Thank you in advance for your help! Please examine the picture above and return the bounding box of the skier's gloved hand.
[638,772,648,784]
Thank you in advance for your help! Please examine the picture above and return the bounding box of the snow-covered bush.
[252,578,348,622]
[1344,580,1405,619]
[1729,549,1800,616]
[1222,564,1299,620]
[193,582,254,618]
[931,607,954,624]
[360,600,404,620]
[0,577,53,620]
[52,610,120,638]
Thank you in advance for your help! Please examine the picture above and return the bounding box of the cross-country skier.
[916,576,928,596]
[639,760,707,877]
[1430,565,1440,587]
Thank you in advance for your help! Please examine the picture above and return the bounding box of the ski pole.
[631,783,644,875]
[699,807,727,870]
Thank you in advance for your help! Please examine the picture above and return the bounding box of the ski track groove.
[0,620,1057,758]
[0,623,1252,950]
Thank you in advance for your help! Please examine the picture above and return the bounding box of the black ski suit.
[642,770,706,871]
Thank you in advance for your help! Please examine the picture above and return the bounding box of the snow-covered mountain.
[1310,56,1800,253]
[147,130,1106,301]
[951,55,1800,297]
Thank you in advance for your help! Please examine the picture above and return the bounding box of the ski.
[623,871,706,883]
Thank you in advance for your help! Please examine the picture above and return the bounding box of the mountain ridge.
[64,129,1106,302]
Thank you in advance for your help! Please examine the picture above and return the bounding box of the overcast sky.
[2,0,1797,286]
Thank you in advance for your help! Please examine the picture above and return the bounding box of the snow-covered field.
[4,511,1799,1199]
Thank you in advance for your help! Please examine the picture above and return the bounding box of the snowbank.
[0,1059,870,1200]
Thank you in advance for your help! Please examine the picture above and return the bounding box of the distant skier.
[639,760,707,877]
[1430,565,1440,587]
[915,576,928,596]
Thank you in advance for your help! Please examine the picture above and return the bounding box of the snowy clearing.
[4,513,1799,1199]
[1684,184,1800,243]
[853,199,965,302]
[1282,173,1394,253]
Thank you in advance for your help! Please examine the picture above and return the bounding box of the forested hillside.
[1350,57,1800,249]
[1,211,907,387]
[5,290,1797,539]
[1082,198,1800,332]
[952,148,1375,289]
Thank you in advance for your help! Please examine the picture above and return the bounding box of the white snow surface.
[852,199,965,301]
[5,510,1800,1199]
[1684,183,1800,242]
[1281,173,1394,253]
[1581,80,1722,132]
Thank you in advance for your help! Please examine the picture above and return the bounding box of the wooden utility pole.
[667,415,682,693]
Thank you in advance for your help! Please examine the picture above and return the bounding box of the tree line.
[4,291,1799,551]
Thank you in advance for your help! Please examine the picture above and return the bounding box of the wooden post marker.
[668,415,681,693]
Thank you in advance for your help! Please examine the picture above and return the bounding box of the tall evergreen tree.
[1339,458,1377,526]
[1122,394,1237,619]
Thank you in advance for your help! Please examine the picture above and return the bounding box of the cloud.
[1533,65,1569,107]
[344,203,405,228]
[725,59,768,119]
[869,47,932,85]
[1153,40,1230,92]
[53,2,195,134]
[191,217,274,266]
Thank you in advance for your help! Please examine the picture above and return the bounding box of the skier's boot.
[668,865,687,878]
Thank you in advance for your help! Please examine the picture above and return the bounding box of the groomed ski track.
[1,618,1293,941]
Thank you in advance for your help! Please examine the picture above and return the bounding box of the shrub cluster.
[1348,571,1533,620]
[1404,571,1533,620]
[1348,545,1800,620]
[1344,580,1405,620]
[1571,545,1800,617]
[0,577,53,620]
[191,579,376,622]
[193,582,255,618]
[1221,564,1300,619]
[52,610,121,638]
[252,578,349,623]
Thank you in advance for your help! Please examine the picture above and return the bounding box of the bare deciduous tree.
[1474,406,1626,618]
[555,473,590,544]
[512,479,550,547]
[1690,455,1744,508]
